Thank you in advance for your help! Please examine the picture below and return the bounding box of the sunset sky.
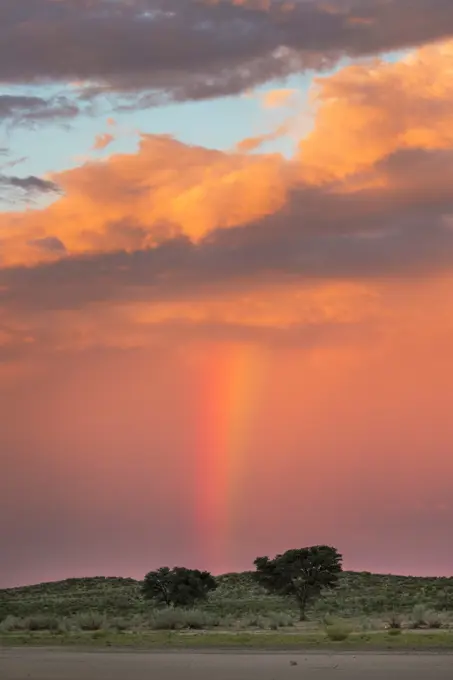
[2,0,453,589]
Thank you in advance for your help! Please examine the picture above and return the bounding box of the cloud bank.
[3,0,453,104]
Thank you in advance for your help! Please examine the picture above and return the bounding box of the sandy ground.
[1,649,453,680]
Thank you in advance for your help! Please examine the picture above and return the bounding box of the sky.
[1,0,453,589]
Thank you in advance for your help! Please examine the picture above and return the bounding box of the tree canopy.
[254,545,343,620]
[142,566,217,608]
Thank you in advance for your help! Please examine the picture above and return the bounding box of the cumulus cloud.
[0,134,291,266]
[3,0,453,104]
[3,39,453,264]
[299,41,453,182]
[2,38,453,354]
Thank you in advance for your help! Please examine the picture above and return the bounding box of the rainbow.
[195,342,268,573]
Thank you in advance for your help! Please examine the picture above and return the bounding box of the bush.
[0,615,26,632]
[423,610,446,629]
[57,618,73,633]
[181,610,220,630]
[109,617,130,631]
[268,612,296,628]
[149,608,219,630]
[0,614,60,632]
[325,623,352,641]
[409,604,427,629]
[72,612,108,631]
[238,614,270,629]
[386,613,402,630]
[25,614,60,631]
[359,617,381,631]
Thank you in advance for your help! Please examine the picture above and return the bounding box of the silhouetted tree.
[254,545,342,620]
[142,566,217,607]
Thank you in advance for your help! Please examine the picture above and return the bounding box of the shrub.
[109,617,130,631]
[360,617,381,631]
[149,608,219,630]
[325,623,352,641]
[386,613,402,630]
[0,614,61,632]
[72,612,108,631]
[322,613,337,626]
[269,612,296,628]
[239,614,270,629]
[409,604,427,629]
[425,611,446,629]
[25,614,60,631]
[0,615,26,632]
[57,618,73,633]
[182,610,220,630]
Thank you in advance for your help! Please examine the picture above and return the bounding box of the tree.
[254,545,342,620]
[142,566,217,607]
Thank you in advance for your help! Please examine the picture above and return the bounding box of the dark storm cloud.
[1,0,453,102]
[0,174,61,205]
[1,147,453,313]
[28,236,67,253]
[0,94,79,124]
[0,175,60,193]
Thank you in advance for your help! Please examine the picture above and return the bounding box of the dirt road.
[1,648,452,679]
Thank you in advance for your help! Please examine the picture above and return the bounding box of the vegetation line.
[2,545,453,649]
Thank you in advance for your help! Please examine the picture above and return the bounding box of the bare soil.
[1,648,453,680]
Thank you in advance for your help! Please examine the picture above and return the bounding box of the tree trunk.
[298,594,308,621]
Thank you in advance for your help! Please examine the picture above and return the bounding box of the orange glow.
[3,36,453,586]
[194,343,268,570]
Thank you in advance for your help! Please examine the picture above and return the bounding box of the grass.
[1,570,453,649]
[1,629,453,651]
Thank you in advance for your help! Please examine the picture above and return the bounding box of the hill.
[2,571,453,626]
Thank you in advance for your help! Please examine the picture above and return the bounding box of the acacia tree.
[142,566,217,607]
[254,545,342,620]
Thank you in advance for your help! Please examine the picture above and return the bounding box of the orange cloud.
[262,88,297,108]
[0,135,291,267]
[92,132,115,151]
[2,38,453,348]
[299,40,453,183]
[235,121,290,153]
[3,39,453,271]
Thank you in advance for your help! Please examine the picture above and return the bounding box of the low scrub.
[149,608,221,631]
[71,611,109,631]
[324,621,352,641]
[386,613,403,630]
[0,615,27,632]
[408,606,448,630]
[0,614,60,632]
